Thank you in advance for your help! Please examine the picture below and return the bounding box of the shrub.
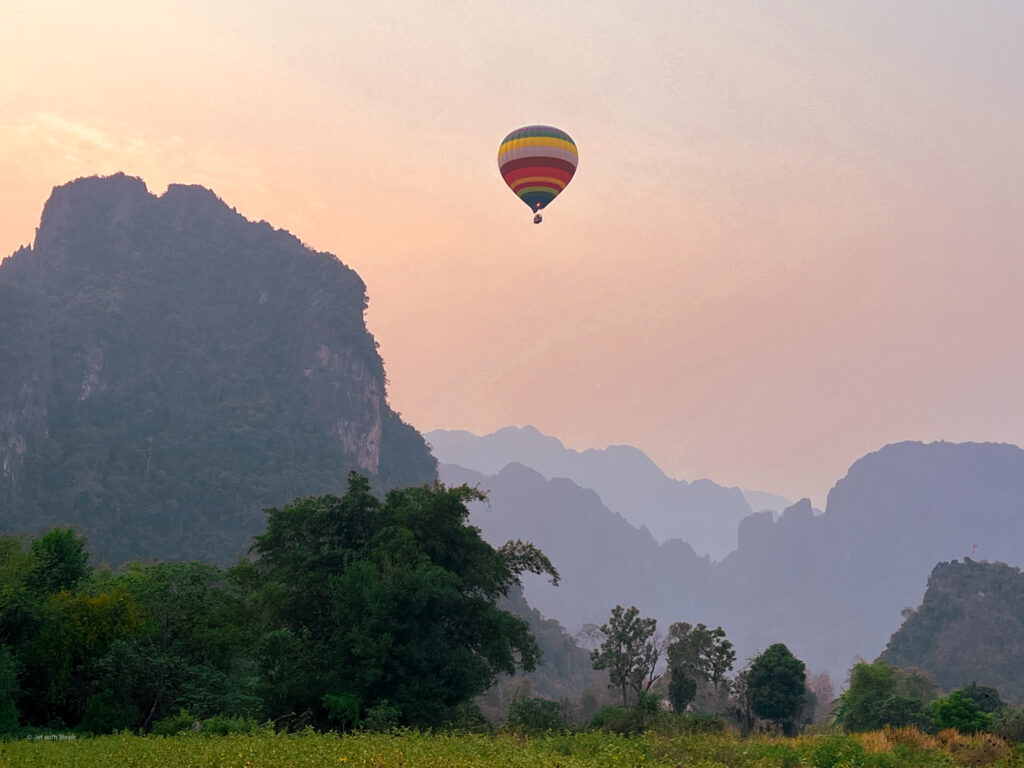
[992,706,1024,743]
[440,702,488,732]
[929,691,993,734]
[149,710,259,736]
[322,692,360,730]
[589,704,640,735]
[883,725,939,751]
[813,733,866,768]
[507,697,565,732]
[199,714,259,735]
[150,709,199,736]
[79,690,139,734]
[936,729,1010,767]
[651,711,726,737]
[362,700,400,732]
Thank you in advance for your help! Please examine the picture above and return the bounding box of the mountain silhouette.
[428,426,754,559]
[442,440,1024,687]
[0,174,436,565]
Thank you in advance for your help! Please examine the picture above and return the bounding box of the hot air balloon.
[497,125,578,223]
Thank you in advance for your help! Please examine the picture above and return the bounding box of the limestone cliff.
[0,173,436,565]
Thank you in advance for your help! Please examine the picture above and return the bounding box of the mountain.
[880,558,1024,702]
[742,489,794,515]
[477,584,609,722]
[442,441,1024,687]
[427,426,754,560]
[0,174,436,566]
[441,462,712,629]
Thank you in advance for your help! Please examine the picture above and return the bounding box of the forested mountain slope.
[0,174,436,565]
[881,558,1024,701]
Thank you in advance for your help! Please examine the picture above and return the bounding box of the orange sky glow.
[2,0,1022,505]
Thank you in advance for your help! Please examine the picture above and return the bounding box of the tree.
[249,473,559,727]
[960,682,1004,713]
[507,697,565,731]
[25,528,90,596]
[929,689,993,733]
[668,669,697,712]
[807,672,836,724]
[833,660,934,733]
[0,644,18,733]
[588,605,661,706]
[667,622,735,694]
[746,643,806,735]
[83,561,258,731]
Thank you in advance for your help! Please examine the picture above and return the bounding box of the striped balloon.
[497,125,578,212]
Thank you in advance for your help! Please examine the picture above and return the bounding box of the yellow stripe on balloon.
[516,185,559,197]
[497,136,578,158]
[510,176,567,190]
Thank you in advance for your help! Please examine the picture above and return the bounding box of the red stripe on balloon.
[501,166,574,185]
[499,157,577,176]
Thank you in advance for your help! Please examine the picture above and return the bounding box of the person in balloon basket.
[533,205,543,224]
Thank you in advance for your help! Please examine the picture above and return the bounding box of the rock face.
[0,174,436,565]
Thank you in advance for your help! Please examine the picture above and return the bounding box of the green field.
[2,728,1022,768]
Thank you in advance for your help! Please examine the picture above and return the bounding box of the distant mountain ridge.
[441,440,1024,687]
[0,173,436,565]
[427,426,761,560]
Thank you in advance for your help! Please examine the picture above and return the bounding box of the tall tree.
[25,528,90,596]
[588,605,661,706]
[807,672,836,724]
[746,643,806,736]
[249,472,558,727]
[667,622,735,692]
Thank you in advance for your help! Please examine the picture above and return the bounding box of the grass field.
[1,727,1022,768]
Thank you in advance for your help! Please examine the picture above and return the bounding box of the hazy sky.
[2,1,1022,505]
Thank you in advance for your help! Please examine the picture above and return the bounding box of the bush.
[812,733,866,768]
[589,704,640,735]
[657,711,726,736]
[322,692,360,730]
[992,706,1024,743]
[507,697,565,732]
[199,714,259,735]
[79,690,139,734]
[150,709,199,736]
[150,710,260,736]
[929,691,993,734]
[440,702,488,732]
[936,729,1011,767]
[362,700,400,732]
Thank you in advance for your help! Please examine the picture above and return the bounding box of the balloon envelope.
[497,125,578,211]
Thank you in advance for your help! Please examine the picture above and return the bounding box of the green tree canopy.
[832,660,938,733]
[667,622,735,692]
[248,472,558,727]
[746,643,806,736]
[588,605,661,706]
[929,689,994,733]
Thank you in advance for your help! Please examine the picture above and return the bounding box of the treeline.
[832,660,1024,741]
[0,473,557,733]
[4,473,1024,741]
[536,604,1024,742]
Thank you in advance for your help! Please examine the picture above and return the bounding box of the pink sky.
[2,1,1022,505]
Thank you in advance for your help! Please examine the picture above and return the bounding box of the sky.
[2,0,1022,506]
